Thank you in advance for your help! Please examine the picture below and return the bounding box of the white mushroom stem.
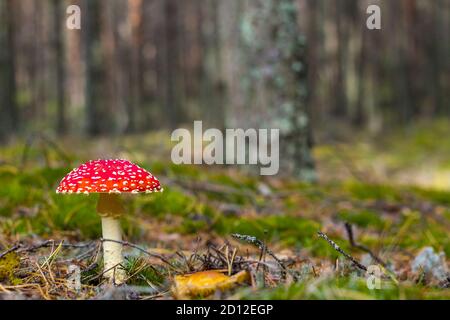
[101,216,125,283]
[97,193,127,284]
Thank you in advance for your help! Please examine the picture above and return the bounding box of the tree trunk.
[0,0,18,140]
[235,0,315,179]
[332,0,348,118]
[128,0,143,132]
[84,0,102,135]
[53,0,66,134]
[200,0,226,129]
[431,0,444,115]
[163,0,184,129]
[354,16,368,126]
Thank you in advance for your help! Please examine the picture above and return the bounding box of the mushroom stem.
[101,216,125,283]
[97,193,126,284]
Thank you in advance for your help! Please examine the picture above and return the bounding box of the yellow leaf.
[172,270,250,299]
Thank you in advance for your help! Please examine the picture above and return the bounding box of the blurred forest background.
[0,0,449,179]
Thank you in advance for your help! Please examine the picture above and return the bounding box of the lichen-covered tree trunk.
[229,0,315,180]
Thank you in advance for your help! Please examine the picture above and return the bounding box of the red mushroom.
[56,159,163,284]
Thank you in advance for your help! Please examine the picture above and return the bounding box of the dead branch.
[18,240,93,253]
[0,243,21,259]
[317,231,367,272]
[100,238,177,270]
[344,222,388,268]
[230,233,293,282]
[231,233,286,270]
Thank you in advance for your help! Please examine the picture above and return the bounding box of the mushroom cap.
[56,159,163,194]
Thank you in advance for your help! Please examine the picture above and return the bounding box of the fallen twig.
[100,238,177,270]
[231,233,290,280]
[344,223,388,268]
[317,231,367,272]
[18,240,93,253]
[231,234,285,268]
[0,243,22,259]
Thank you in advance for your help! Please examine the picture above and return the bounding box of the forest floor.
[0,120,449,300]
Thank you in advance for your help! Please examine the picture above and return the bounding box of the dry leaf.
[172,270,250,299]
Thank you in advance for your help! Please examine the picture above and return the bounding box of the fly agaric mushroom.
[56,159,163,284]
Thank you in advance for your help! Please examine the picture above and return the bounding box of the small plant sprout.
[56,159,163,284]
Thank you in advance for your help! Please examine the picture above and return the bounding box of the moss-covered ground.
[0,122,449,299]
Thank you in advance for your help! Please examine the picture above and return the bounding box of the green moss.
[238,276,444,300]
[138,187,195,218]
[0,167,71,218]
[410,187,450,206]
[284,181,330,200]
[0,252,22,285]
[392,214,450,256]
[81,261,103,285]
[346,183,403,201]
[41,194,100,238]
[1,129,450,299]
[203,190,253,206]
[213,215,320,248]
[167,163,203,179]
[337,209,387,229]
[178,218,209,234]
[209,173,257,190]
[124,256,166,286]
